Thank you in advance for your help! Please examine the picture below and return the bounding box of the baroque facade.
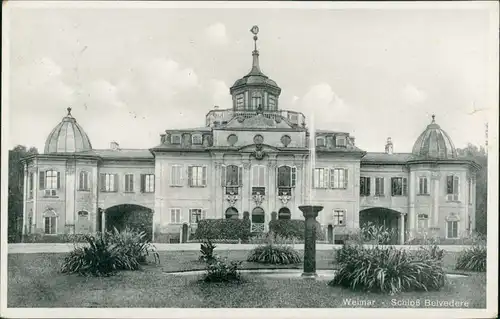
[20,27,480,244]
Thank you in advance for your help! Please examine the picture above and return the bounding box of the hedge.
[194,219,251,241]
[269,219,325,241]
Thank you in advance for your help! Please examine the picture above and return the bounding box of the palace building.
[20,27,480,244]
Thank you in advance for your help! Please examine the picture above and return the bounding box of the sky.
[4,3,498,153]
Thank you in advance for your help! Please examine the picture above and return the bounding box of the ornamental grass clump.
[247,243,302,265]
[61,228,159,277]
[329,245,446,294]
[199,239,217,264]
[455,245,486,272]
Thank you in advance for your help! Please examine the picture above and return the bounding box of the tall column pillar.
[214,160,223,219]
[153,160,162,241]
[299,205,324,278]
[101,209,106,233]
[294,161,304,218]
[408,170,416,239]
[33,161,38,232]
[65,161,76,234]
[22,163,28,235]
[399,212,406,244]
[431,171,441,229]
[92,165,99,234]
[465,175,470,234]
[268,157,277,215]
[242,158,251,216]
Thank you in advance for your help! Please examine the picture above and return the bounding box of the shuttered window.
[100,173,118,192]
[140,174,154,193]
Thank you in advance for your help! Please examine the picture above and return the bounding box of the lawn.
[8,249,486,308]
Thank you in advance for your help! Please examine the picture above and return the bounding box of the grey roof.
[76,149,154,159]
[362,152,415,164]
[44,109,93,154]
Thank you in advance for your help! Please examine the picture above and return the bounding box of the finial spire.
[249,25,262,75]
[431,114,435,123]
[67,107,72,116]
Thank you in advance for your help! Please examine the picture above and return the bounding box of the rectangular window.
[418,177,429,195]
[446,175,459,201]
[44,217,56,235]
[188,166,207,187]
[28,172,34,199]
[189,208,206,224]
[277,166,296,188]
[447,220,458,239]
[316,137,325,147]
[360,177,371,196]
[418,215,429,231]
[251,97,262,110]
[330,168,348,189]
[125,174,134,192]
[192,134,202,145]
[468,179,473,204]
[313,168,328,188]
[170,165,183,186]
[252,165,266,187]
[236,94,244,110]
[268,95,276,109]
[170,208,182,224]
[44,170,60,190]
[333,210,345,226]
[171,134,181,144]
[100,173,118,192]
[141,174,155,193]
[391,177,408,196]
[222,165,242,187]
[375,177,385,196]
[336,136,346,148]
[79,171,90,191]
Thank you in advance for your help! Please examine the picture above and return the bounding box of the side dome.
[44,107,93,154]
[412,115,457,159]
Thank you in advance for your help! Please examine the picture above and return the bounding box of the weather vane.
[250,25,259,51]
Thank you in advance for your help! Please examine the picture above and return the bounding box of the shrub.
[334,243,362,264]
[268,219,325,241]
[247,243,302,265]
[106,227,159,265]
[455,245,486,272]
[23,233,88,243]
[414,245,445,262]
[194,219,251,241]
[203,256,242,282]
[199,239,217,263]
[61,234,122,277]
[61,229,159,277]
[329,245,446,294]
[360,222,397,245]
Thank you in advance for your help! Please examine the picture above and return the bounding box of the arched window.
[79,171,90,191]
[222,165,242,187]
[251,207,265,227]
[278,207,291,220]
[225,207,239,219]
[43,209,57,235]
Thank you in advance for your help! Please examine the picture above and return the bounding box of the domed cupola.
[412,115,457,159]
[44,107,93,154]
[229,25,281,112]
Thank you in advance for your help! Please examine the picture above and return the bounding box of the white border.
[2,1,498,319]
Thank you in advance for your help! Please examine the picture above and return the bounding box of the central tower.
[229,25,282,112]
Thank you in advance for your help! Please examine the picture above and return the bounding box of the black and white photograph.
[1,1,498,318]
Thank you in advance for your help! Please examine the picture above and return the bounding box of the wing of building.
[20,29,480,244]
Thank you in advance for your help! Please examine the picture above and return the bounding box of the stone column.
[33,161,38,232]
[408,170,417,239]
[22,163,28,235]
[431,171,440,229]
[242,159,251,216]
[299,205,324,278]
[153,160,162,241]
[101,209,106,233]
[92,166,99,233]
[65,161,76,234]
[294,161,304,218]
[399,212,406,244]
[268,157,277,214]
[214,161,222,218]
[464,175,470,235]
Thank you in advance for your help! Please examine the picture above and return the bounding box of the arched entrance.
[225,207,239,219]
[251,207,265,233]
[359,207,403,244]
[104,204,153,241]
[278,207,291,220]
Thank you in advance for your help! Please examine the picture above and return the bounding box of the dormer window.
[171,134,181,145]
[336,136,346,148]
[192,134,202,145]
[316,137,325,147]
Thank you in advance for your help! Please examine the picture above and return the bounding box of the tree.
[456,143,487,235]
[8,145,38,242]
